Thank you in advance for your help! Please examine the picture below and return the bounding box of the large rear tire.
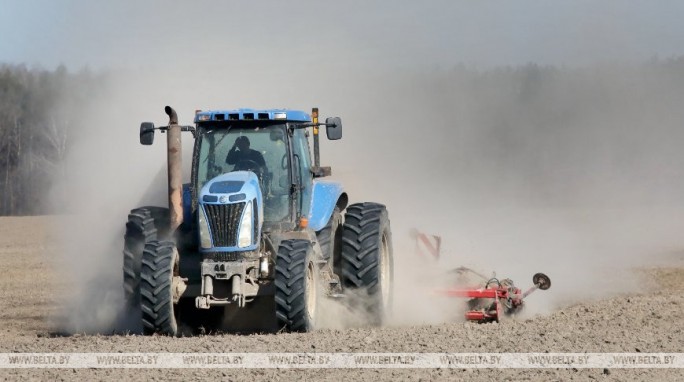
[340,202,394,325]
[316,207,343,265]
[274,239,318,332]
[122,207,169,305]
[140,240,179,336]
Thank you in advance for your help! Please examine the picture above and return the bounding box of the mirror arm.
[290,122,334,129]
[181,125,197,139]
[311,166,331,178]
[156,125,197,138]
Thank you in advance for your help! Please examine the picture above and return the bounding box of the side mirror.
[325,117,342,140]
[140,122,155,145]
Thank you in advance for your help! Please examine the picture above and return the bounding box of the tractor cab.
[191,109,324,226]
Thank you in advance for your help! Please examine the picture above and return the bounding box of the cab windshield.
[196,123,290,222]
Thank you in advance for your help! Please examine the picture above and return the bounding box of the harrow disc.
[533,273,551,290]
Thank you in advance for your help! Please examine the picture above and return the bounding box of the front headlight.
[198,206,212,249]
[238,200,253,248]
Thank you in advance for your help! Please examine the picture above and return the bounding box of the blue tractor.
[123,106,393,335]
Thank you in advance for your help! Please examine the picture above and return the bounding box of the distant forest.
[0,64,103,215]
[2,58,684,215]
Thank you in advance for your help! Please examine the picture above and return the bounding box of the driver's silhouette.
[226,136,266,171]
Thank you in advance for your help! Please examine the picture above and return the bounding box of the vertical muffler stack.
[165,106,183,231]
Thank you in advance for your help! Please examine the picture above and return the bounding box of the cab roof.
[194,109,311,123]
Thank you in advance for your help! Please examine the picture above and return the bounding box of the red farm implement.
[438,268,551,323]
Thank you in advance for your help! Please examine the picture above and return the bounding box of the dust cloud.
[41,3,684,332]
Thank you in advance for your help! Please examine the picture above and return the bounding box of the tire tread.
[139,240,178,336]
[275,240,315,332]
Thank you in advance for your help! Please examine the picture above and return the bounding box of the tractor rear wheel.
[122,207,170,305]
[340,202,394,325]
[274,239,318,332]
[140,240,179,336]
[123,208,156,305]
[316,207,343,266]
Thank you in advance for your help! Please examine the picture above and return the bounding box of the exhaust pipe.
[165,106,183,231]
[312,107,320,167]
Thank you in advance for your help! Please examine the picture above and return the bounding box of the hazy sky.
[5,1,683,321]
[1,1,683,70]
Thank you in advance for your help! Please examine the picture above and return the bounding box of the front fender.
[308,180,346,231]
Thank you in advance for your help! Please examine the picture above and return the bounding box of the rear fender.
[308,180,347,231]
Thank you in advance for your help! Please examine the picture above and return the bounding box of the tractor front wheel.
[274,239,318,332]
[140,240,179,336]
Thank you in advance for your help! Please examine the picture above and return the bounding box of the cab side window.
[292,129,313,216]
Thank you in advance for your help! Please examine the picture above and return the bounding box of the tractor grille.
[203,202,245,247]
[203,252,241,262]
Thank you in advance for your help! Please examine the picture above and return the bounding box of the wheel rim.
[170,249,179,334]
[306,262,316,323]
[379,232,391,308]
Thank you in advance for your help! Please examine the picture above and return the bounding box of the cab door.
[291,128,313,219]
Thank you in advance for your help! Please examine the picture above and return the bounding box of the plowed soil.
[0,216,682,381]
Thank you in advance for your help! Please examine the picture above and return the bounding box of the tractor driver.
[226,136,267,173]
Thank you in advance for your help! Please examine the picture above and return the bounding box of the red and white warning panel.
[414,230,441,260]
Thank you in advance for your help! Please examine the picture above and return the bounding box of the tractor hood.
[198,171,264,252]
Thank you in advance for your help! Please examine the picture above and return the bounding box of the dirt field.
[0,216,682,381]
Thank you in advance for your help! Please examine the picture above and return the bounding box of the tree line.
[0,64,103,215]
[2,58,684,215]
